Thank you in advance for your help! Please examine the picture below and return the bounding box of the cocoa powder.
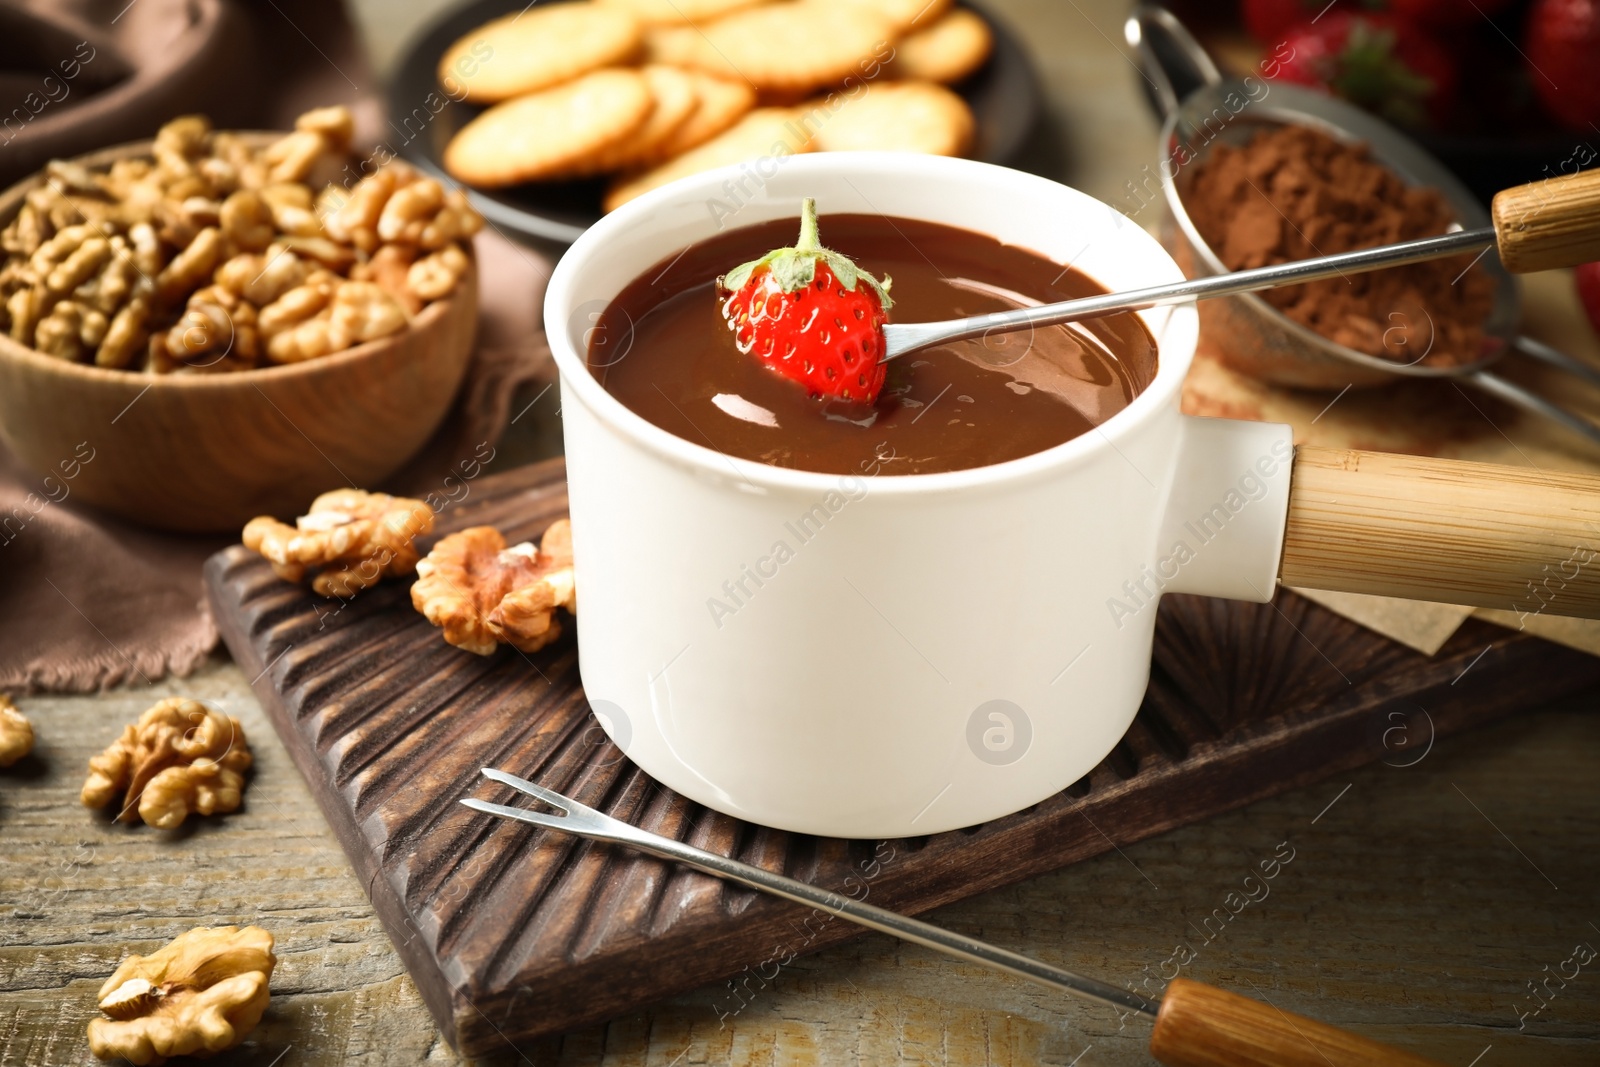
[1182,124,1494,367]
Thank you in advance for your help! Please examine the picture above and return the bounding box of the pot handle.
[1281,445,1600,620]
[1152,416,1295,604]
[1124,5,1222,122]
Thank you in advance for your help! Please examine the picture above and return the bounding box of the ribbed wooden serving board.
[205,457,1600,1056]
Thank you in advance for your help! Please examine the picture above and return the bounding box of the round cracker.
[811,80,972,156]
[817,0,950,31]
[437,3,644,104]
[444,69,655,186]
[674,2,899,94]
[644,24,701,64]
[604,106,814,211]
[887,7,991,83]
[598,0,767,25]
[570,65,701,174]
[653,71,756,157]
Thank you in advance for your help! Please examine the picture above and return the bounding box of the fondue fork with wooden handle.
[465,767,1443,1067]
[881,168,1600,365]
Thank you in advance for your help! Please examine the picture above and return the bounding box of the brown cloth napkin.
[0,0,557,693]
[0,446,222,691]
[0,0,257,187]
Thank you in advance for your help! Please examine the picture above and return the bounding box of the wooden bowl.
[0,139,479,533]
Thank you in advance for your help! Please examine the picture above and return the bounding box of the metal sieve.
[1126,5,1600,446]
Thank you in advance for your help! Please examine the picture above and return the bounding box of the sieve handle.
[1464,369,1600,447]
[1492,168,1600,273]
[1279,445,1600,620]
[1125,4,1221,121]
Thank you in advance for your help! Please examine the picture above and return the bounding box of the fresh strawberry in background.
[719,198,893,404]
[1240,0,1327,45]
[1525,0,1600,131]
[1270,12,1458,127]
[1577,262,1600,339]
[1385,0,1516,26]
[1241,0,1515,44]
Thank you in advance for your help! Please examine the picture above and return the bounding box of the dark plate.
[386,0,1043,245]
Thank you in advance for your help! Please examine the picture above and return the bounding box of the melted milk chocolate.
[589,214,1157,476]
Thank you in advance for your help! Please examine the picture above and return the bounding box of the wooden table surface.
[5,1,1600,1064]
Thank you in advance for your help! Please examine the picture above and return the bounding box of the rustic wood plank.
[5,659,1600,1065]
[0,657,457,1066]
[200,456,1600,1056]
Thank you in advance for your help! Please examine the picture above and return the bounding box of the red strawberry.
[1385,0,1514,26]
[1272,12,1458,127]
[1525,0,1600,132]
[1245,0,1514,41]
[1577,262,1600,338]
[719,198,892,404]
[1241,0,1328,46]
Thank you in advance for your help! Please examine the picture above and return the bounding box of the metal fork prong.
[459,797,571,830]
[469,774,640,843]
[479,767,577,813]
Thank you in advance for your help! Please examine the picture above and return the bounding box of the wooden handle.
[1492,167,1600,273]
[1148,977,1447,1067]
[1279,445,1600,619]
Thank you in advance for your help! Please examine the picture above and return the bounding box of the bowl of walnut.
[0,107,482,532]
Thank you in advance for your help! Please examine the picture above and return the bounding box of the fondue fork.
[880,168,1600,364]
[882,228,1489,362]
[465,767,1446,1067]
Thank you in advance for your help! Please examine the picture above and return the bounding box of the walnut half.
[412,520,577,655]
[0,695,33,767]
[242,488,434,598]
[81,698,252,829]
[88,925,276,1065]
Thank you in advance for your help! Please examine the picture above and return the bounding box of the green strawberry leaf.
[718,197,894,310]
[1331,21,1435,128]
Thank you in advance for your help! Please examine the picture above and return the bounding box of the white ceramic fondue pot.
[545,153,1600,839]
